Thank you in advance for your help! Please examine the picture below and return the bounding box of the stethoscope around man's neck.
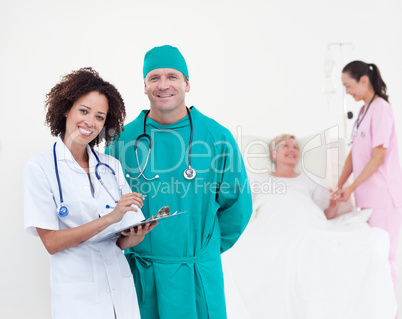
[126,106,196,181]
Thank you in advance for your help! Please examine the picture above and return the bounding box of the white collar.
[55,136,99,173]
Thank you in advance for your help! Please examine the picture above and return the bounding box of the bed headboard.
[235,127,350,191]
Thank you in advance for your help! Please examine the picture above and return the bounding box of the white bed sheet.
[222,190,397,319]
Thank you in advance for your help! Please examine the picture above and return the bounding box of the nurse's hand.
[109,193,144,224]
[117,221,158,250]
[330,188,341,201]
[336,186,353,202]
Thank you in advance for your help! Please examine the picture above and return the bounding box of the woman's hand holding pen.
[109,192,144,224]
[36,192,145,255]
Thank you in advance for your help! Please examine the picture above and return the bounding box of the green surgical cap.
[143,45,189,79]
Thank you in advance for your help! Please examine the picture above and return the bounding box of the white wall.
[1,0,401,317]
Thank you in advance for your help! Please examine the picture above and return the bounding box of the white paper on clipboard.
[120,211,186,233]
[90,207,186,243]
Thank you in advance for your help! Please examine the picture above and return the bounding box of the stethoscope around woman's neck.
[53,142,121,217]
[349,93,376,146]
[126,106,196,181]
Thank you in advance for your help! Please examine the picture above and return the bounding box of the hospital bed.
[222,131,397,319]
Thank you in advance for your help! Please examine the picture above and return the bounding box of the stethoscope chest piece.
[184,167,196,180]
[57,205,69,218]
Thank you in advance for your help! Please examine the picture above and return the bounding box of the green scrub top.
[106,107,252,319]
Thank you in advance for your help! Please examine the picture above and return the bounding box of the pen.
[106,194,147,209]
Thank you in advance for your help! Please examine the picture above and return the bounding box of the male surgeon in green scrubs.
[106,45,252,319]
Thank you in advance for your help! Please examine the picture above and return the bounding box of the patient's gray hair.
[269,134,297,162]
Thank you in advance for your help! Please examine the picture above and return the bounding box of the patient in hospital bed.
[251,134,339,220]
[222,133,397,319]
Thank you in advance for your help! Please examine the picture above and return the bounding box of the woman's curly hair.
[45,67,126,147]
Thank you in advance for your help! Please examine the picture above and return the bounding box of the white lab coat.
[24,136,141,319]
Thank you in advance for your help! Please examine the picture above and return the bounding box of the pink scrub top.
[351,97,402,209]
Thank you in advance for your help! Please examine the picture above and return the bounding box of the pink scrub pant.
[367,198,402,303]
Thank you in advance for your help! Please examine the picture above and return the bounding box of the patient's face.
[275,138,299,167]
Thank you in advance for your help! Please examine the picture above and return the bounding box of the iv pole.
[327,43,355,140]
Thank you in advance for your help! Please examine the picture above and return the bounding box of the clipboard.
[118,210,186,234]
[90,206,186,242]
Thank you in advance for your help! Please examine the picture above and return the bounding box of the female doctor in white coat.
[24,67,157,319]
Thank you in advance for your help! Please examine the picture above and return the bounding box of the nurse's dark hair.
[45,67,126,147]
[342,61,389,102]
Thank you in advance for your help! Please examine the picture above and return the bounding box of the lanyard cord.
[356,93,376,130]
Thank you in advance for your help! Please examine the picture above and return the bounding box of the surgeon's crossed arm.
[37,193,144,255]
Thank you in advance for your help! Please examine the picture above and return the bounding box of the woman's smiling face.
[63,91,108,147]
[273,137,300,167]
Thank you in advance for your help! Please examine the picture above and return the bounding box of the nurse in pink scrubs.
[334,60,402,302]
